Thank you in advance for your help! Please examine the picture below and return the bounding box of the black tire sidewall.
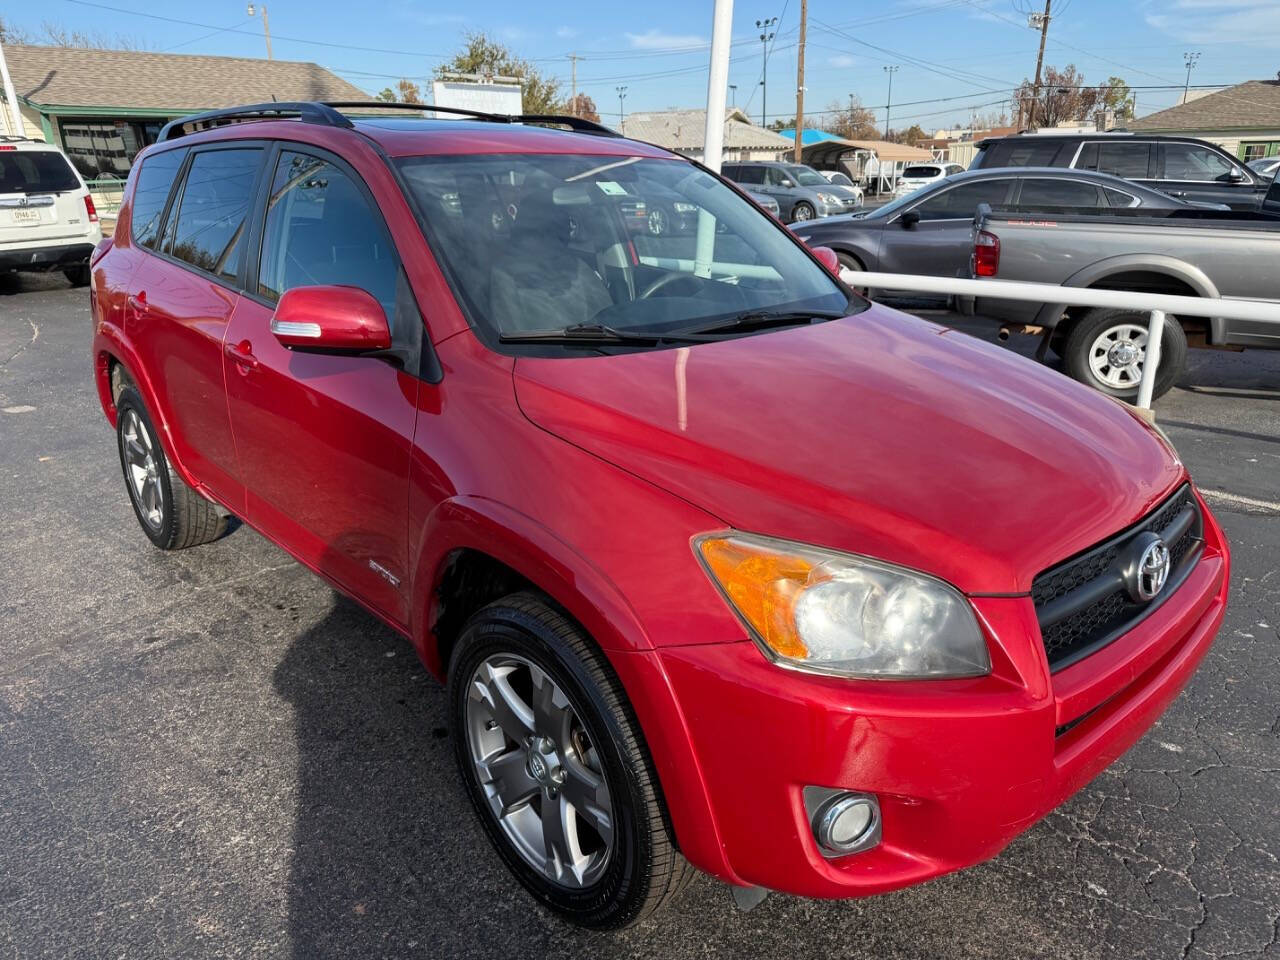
[792,201,814,222]
[115,387,178,549]
[1063,309,1188,400]
[63,265,90,287]
[447,601,650,927]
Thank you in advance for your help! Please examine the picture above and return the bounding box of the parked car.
[820,169,865,205]
[891,161,965,198]
[970,178,1280,398]
[722,160,861,221]
[1247,155,1280,179]
[93,101,1229,929]
[0,135,103,286]
[745,189,780,218]
[789,167,1220,289]
[970,133,1268,210]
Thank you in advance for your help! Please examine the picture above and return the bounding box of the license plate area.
[10,207,44,225]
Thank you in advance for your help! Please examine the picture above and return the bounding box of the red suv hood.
[512,307,1184,594]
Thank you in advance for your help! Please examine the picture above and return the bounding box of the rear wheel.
[791,201,815,222]
[836,252,868,296]
[63,265,90,287]
[115,386,228,549]
[448,593,691,928]
[1061,308,1188,400]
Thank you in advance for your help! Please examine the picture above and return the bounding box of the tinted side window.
[735,166,765,185]
[1002,140,1061,166]
[167,148,262,279]
[130,148,187,249]
[1162,144,1235,182]
[257,151,397,324]
[1018,178,1102,207]
[1076,142,1150,179]
[914,180,1013,220]
[1102,186,1140,207]
[0,151,80,194]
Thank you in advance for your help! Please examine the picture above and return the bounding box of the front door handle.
[127,292,147,312]
[225,339,259,370]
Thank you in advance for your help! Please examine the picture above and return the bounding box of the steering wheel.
[638,271,702,300]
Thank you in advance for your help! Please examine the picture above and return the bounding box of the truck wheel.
[115,386,228,549]
[63,265,91,287]
[791,201,815,222]
[448,592,691,928]
[1062,308,1187,401]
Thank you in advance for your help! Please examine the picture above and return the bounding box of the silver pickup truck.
[968,180,1280,399]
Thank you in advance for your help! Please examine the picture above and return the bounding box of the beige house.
[621,108,794,162]
[1129,79,1280,162]
[0,44,367,212]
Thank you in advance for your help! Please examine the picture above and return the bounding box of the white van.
[0,136,103,286]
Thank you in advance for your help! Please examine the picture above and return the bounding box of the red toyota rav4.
[91,102,1229,928]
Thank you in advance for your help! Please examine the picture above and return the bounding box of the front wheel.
[791,201,815,222]
[1061,308,1188,400]
[448,593,691,928]
[63,264,90,287]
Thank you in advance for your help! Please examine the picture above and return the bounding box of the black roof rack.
[157,99,621,143]
[158,102,352,142]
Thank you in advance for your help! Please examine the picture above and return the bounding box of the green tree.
[375,87,397,103]
[887,123,928,144]
[436,31,561,114]
[1099,76,1134,123]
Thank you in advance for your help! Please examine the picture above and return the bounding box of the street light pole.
[246,3,272,60]
[616,85,628,132]
[882,65,898,138]
[729,84,738,107]
[1182,51,1200,105]
[756,17,777,127]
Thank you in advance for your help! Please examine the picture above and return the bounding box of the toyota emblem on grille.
[1124,533,1171,603]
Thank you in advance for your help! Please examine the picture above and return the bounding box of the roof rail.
[322,101,621,137]
[157,102,353,142]
[0,134,40,143]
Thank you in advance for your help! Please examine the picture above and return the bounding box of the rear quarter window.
[903,165,942,178]
[0,150,81,194]
[130,148,188,249]
[1002,140,1064,166]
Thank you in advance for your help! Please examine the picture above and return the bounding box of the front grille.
[1032,485,1203,671]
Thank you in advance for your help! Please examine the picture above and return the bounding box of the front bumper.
[0,240,96,272]
[659,492,1228,898]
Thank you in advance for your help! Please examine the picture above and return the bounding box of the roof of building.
[776,128,844,146]
[1129,80,1280,132]
[622,108,793,152]
[4,44,368,111]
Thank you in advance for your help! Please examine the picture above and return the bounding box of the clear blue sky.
[9,0,1280,131]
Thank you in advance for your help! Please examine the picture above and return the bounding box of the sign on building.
[430,81,523,117]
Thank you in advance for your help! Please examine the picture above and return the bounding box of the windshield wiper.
[678,309,846,337]
[498,321,710,345]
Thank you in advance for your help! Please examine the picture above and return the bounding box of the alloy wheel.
[1087,322,1148,389]
[647,208,668,235]
[120,408,164,531]
[465,653,614,889]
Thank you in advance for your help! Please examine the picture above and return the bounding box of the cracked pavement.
[1,273,1278,959]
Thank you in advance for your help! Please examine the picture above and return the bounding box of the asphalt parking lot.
[2,271,1278,960]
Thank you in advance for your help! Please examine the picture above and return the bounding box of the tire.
[1062,308,1188,401]
[836,252,868,296]
[448,592,692,928]
[115,386,228,550]
[647,207,668,236]
[63,264,90,287]
[791,201,815,222]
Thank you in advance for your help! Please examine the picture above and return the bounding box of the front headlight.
[816,191,841,205]
[694,533,990,678]
[673,202,698,213]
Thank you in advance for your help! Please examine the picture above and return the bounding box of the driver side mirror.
[270,285,392,352]
[779,178,796,188]
[1226,167,1247,183]
[899,209,921,228]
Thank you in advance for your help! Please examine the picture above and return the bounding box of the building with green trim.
[0,44,367,209]
[1129,80,1280,162]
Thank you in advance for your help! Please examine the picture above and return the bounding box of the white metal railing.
[843,271,1280,410]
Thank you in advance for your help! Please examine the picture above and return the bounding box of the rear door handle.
[225,339,259,370]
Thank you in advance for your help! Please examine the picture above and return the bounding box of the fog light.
[806,789,881,856]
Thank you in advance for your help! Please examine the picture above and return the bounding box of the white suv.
[892,162,964,198]
[0,136,103,286]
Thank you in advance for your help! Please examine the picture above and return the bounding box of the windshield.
[0,151,81,194]
[902,165,942,179]
[787,165,828,186]
[397,154,854,346]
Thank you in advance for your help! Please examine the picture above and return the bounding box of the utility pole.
[1182,51,1200,105]
[1027,0,1051,129]
[0,40,24,138]
[616,86,627,132]
[882,65,898,138]
[756,17,777,127]
[729,83,737,107]
[247,3,273,60]
[568,54,582,115]
[793,0,806,162]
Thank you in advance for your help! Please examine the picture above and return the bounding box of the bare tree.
[1013,64,1107,128]
[1,18,148,49]
[826,96,879,140]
